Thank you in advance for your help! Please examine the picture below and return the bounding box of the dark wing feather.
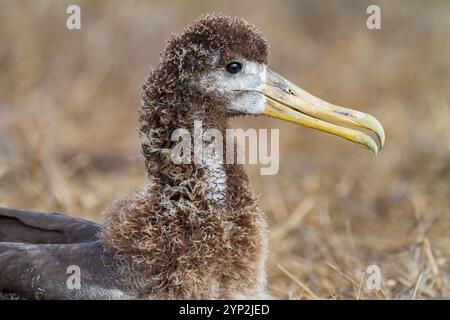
[0,207,102,244]
[0,241,121,299]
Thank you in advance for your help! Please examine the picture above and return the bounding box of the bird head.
[150,14,385,154]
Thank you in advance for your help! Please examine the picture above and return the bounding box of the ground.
[0,0,449,299]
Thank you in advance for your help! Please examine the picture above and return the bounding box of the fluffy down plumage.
[101,14,271,299]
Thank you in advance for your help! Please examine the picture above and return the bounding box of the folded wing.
[0,207,102,244]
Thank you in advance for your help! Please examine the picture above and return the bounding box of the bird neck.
[140,93,255,210]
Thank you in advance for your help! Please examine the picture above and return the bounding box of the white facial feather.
[200,59,267,115]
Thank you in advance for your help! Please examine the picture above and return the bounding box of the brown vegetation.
[0,0,449,299]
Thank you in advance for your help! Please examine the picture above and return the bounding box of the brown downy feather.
[101,14,270,299]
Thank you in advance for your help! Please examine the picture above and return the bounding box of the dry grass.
[1,0,449,299]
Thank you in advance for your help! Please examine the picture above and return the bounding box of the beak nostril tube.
[285,87,294,95]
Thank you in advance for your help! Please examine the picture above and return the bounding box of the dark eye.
[225,62,243,74]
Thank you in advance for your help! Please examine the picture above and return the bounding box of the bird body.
[0,14,384,299]
[0,207,124,299]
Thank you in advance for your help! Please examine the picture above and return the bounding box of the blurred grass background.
[1,0,449,299]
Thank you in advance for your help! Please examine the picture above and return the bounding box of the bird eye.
[225,62,243,74]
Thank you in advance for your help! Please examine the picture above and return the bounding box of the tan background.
[0,0,449,299]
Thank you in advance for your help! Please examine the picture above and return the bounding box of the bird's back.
[0,207,101,244]
[0,207,127,299]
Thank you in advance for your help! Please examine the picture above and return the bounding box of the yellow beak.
[262,69,385,155]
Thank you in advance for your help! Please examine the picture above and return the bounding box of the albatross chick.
[0,14,384,300]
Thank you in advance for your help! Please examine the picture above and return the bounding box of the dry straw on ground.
[1,0,449,299]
